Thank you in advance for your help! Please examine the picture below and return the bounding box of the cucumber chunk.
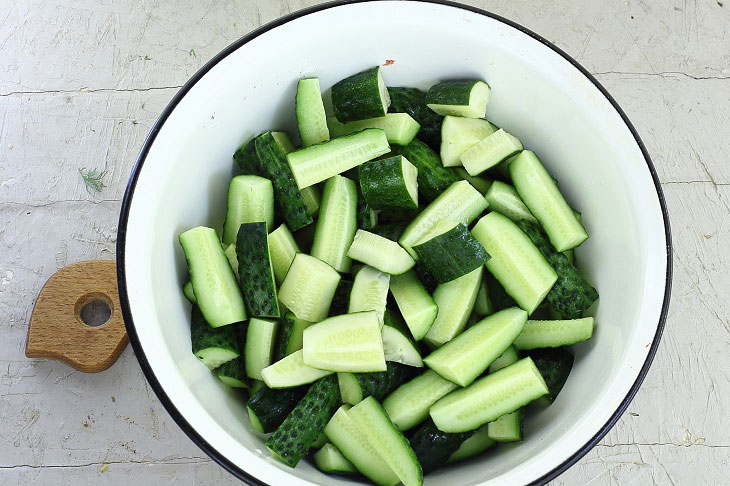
[389,270,438,341]
[247,384,307,433]
[296,78,330,147]
[423,267,483,348]
[261,349,333,388]
[182,279,196,304]
[216,357,248,388]
[424,307,527,387]
[303,312,386,372]
[461,128,523,176]
[388,87,443,150]
[426,80,490,118]
[524,347,574,403]
[359,155,419,209]
[273,312,313,361]
[179,226,247,327]
[440,116,496,167]
[408,419,474,474]
[382,310,424,368]
[487,410,523,442]
[473,274,493,317]
[236,222,280,318]
[513,317,594,350]
[278,253,341,322]
[223,243,238,275]
[267,223,300,285]
[300,184,322,216]
[488,345,519,373]
[338,361,416,405]
[452,167,493,195]
[447,425,495,463]
[329,113,421,145]
[412,221,490,283]
[332,66,391,123]
[311,175,358,272]
[348,265,390,324]
[347,230,415,275]
[430,357,548,433]
[245,318,277,380]
[383,370,458,431]
[329,279,353,317]
[222,175,274,244]
[313,443,359,476]
[486,180,537,223]
[509,150,588,251]
[190,306,240,370]
[392,138,458,202]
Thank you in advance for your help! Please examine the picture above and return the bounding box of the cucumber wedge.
[347,230,415,275]
[223,243,238,275]
[382,309,424,367]
[216,357,248,388]
[332,66,391,123]
[426,80,490,118]
[461,129,523,176]
[488,345,519,373]
[278,253,341,322]
[329,113,421,145]
[190,306,240,369]
[388,87,443,150]
[447,425,495,463]
[513,317,594,350]
[236,222,279,318]
[524,347,574,403]
[338,361,416,405]
[274,312,313,361]
[182,279,196,304]
[485,180,537,223]
[247,384,307,433]
[296,78,330,147]
[440,116,496,167]
[222,175,274,244]
[382,370,458,431]
[473,274,493,316]
[311,175,358,272]
[408,419,474,474]
[313,443,358,476]
[301,184,322,216]
[389,270,438,341]
[423,267,483,348]
[267,223,300,285]
[261,349,333,388]
[359,155,419,209]
[488,409,523,442]
[349,265,391,324]
[391,138,458,202]
[245,318,278,380]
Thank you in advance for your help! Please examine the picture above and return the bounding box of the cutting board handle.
[25,260,128,373]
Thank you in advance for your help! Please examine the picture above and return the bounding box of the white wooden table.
[1,0,728,484]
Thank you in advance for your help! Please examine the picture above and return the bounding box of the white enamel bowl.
[117,1,671,484]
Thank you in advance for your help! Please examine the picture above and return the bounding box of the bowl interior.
[121,2,668,485]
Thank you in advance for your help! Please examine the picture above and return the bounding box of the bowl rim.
[116,1,673,484]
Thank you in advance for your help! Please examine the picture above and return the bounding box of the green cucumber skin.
[388,87,443,150]
[485,272,517,311]
[407,419,474,474]
[392,139,458,202]
[523,347,573,403]
[413,223,491,283]
[329,280,354,317]
[332,66,387,123]
[190,306,240,365]
[254,132,313,231]
[357,186,379,230]
[349,362,417,403]
[425,80,482,106]
[274,313,302,362]
[378,206,421,224]
[516,220,598,319]
[235,222,280,318]
[370,223,408,242]
[413,262,439,294]
[359,156,418,210]
[247,384,307,433]
[216,357,247,387]
[265,375,341,467]
[233,138,259,175]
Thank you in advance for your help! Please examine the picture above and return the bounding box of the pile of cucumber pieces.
[179,65,599,486]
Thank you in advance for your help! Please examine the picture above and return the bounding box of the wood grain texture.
[1,0,728,484]
[26,260,127,373]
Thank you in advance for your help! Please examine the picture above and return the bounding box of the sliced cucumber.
[338,361,415,405]
[473,274,493,316]
[513,317,594,350]
[452,167,493,195]
[329,279,353,317]
[488,410,523,442]
[509,150,588,251]
[245,318,278,380]
[371,222,408,242]
[233,137,259,174]
[349,397,423,486]
[296,78,330,147]
[485,180,537,223]
[311,175,358,272]
[313,443,359,476]
[447,425,495,463]
[301,184,322,216]
[423,267,483,348]
[236,222,279,318]
[329,113,420,145]
[382,370,458,431]
[216,357,248,388]
[440,116,496,167]
[382,309,423,367]
[359,155,419,209]
[471,212,558,314]
[399,180,488,258]
[182,279,196,304]
[303,311,386,372]
[222,175,274,245]
[424,307,527,386]
[278,253,341,322]
[426,80,490,118]
[247,384,307,433]
[461,129,523,176]
[261,349,333,388]
[524,347,574,403]
[408,418,474,474]
[388,87,443,150]
[325,406,400,486]
[273,312,313,361]
[347,230,415,275]
[389,270,438,341]
[430,357,548,432]
[190,306,240,370]
[287,128,391,189]
[348,265,390,324]
[179,226,246,327]
[223,243,239,275]
[392,138,458,202]
[488,345,519,373]
[357,185,379,230]
[267,223,300,285]
[332,66,391,123]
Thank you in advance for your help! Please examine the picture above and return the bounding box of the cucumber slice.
[485,180,537,223]
[452,167,493,195]
[332,66,391,123]
[325,406,400,486]
[412,222,490,283]
[179,226,247,327]
[303,311,386,372]
[487,410,523,442]
[190,306,240,369]
[247,384,307,433]
[216,357,248,388]
[524,347,574,403]
[488,345,519,373]
[513,317,594,350]
[347,230,415,275]
[382,309,423,367]
[440,116,496,167]
[473,274,493,316]
[311,175,358,272]
[399,180,488,258]
[261,349,333,388]
[278,253,341,322]
[349,265,390,324]
[430,357,548,433]
[313,443,359,476]
[423,267,483,348]
[461,129,523,176]
[424,307,527,386]
[287,128,391,189]
[233,137,259,174]
[222,175,274,244]
[471,212,558,314]
[266,375,340,467]
[236,222,279,318]
[392,139,458,202]
[222,243,238,275]
[300,185,322,216]
[389,270,438,341]
[382,370,458,431]
[296,78,330,147]
[329,279,353,317]
[388,87,443,150]
[245,318,277,380]
[408,419,474,474]
[447,425,495,463]
[426,80,490,118]
[329,113,421,145]
[349,397,423,486]
[509,150,588,251]
[182,279,196,304]
[267,224,300,285]
[359,155,419,210]
[273,312,313,361]
[338,361,416,405]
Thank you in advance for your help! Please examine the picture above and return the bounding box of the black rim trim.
[116,1,672,485]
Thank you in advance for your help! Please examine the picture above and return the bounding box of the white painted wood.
[0,0,727,484]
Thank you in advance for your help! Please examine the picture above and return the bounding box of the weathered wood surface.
[1,0,728,484]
